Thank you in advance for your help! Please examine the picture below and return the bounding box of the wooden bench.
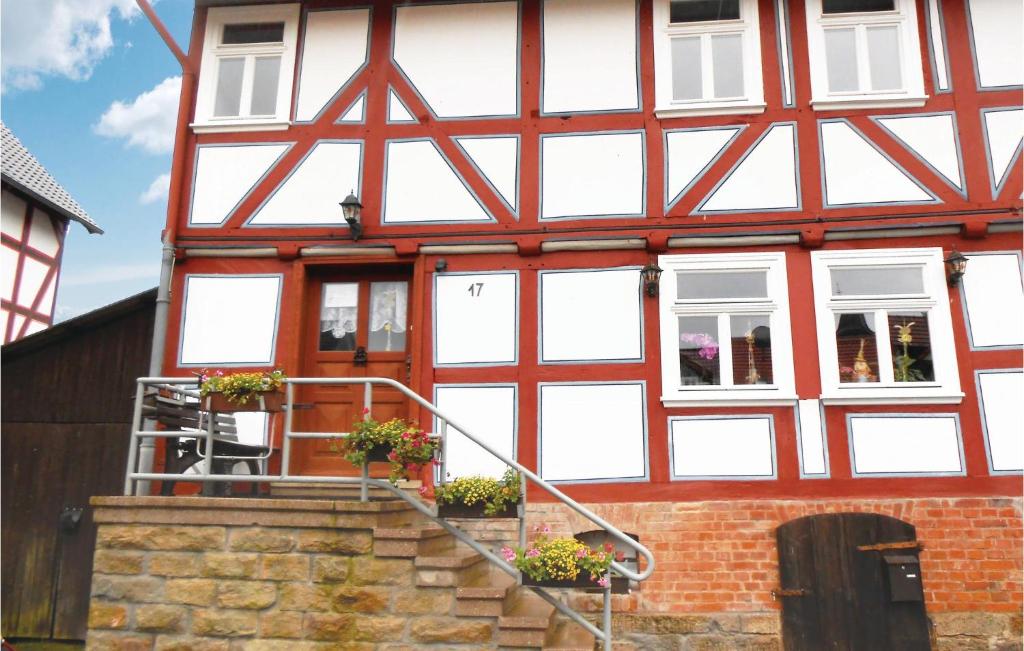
[141,391,270,496]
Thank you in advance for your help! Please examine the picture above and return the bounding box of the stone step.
[498,589,556,648]
[544,616,597,651]
[415,550,490,587]
[456,570,518,617]
[374,524,454,558]
[269,480,421,500]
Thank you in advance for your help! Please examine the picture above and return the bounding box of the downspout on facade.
[135,0,196,494]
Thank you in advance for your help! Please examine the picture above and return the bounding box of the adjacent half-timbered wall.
[1,186,67,343]
[164,0,1022,502]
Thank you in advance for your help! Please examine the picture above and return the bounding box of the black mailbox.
[883,553,924,602]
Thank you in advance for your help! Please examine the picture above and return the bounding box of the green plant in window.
[434,469,521,515]
[892,321,925,382]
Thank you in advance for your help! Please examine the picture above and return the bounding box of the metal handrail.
[124,375,657,650]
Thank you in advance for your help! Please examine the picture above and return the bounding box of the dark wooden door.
[293,270,412,476]
[776,513,931,651]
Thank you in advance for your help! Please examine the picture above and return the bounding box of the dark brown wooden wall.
[1,293,154,641]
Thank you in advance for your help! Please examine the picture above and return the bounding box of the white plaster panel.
[394,1,519,118]
[250,142,362,225]
[434,272,517,365]
[1,191,26,239]
[338,94,365,123]
[37,275,56,318]
[11,314,25,338]
[700,124,798,212]
[16,257,48,309]
[671,417,774,478]
[820,121,933,206]
[797,399,827,475]
[384,140,490,223]
[0,309,8,341]
[983,109,1023,189]
[978,371,1024,472]
[968,0,1023,88]
[454,136,519,212]
[25,319,47,336]
[1,245,17,302]
[234,412,269,447]
[435,385,517,478]
[876,114,963,191]
[295,8,370,121]
[541,132,644,219]
[961,253,1024,347]
[540,268,641,362]
[27,211,60,257]
[180,275,281,365]
[849,416,962,474]
[542,0,638,113]
[388,89,416,123]
[540,383,646,481]
[666,128,740,205]
[190,144,290,225]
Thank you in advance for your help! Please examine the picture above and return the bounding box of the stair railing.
[124,376,656,651]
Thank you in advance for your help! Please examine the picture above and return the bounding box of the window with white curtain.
[653,0,765,117]
[194,4,299,131]
[805,0,926,109]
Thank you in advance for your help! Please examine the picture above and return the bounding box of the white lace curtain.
[319,282,408,334]
[370,282,407,333]
[321,283,358,334]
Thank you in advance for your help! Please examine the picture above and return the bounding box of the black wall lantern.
[641,261,663,297]
[944,249,968,286]
[340,191,363,241]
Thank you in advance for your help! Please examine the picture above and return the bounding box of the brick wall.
[528,496,1023,650]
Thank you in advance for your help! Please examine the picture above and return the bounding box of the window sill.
[811,95,928,111]
[820,390,964,405]
[662,394,797,408]
[655,102,767,119]
[191,120,291,134]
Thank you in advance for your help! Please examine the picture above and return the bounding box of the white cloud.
[1,0,139,91]
[95,76,181,154]
[140,172,171,205]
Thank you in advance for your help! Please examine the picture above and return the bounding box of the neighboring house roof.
[1,123,103,234]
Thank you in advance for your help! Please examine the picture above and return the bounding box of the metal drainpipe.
[135,0,195,494]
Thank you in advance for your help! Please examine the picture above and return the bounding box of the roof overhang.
[1,177,104,235]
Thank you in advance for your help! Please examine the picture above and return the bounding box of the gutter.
[136,0,197,494]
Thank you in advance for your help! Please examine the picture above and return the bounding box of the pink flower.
[361,407,370,415]
[576,548,587,559]
[615,551,626,562]
[387,451,397,461]
[402,433,411,439]
[215,370,224,376]
[418,485,428,496]
[603,543,614,553]
[526,548,540,558]
[412,440,421,448]
[501,547,516,562]
[406,463,420,473]
[541,525,551,534]
[597,577,610,588]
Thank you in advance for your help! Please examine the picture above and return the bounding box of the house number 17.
[467,283,484,296]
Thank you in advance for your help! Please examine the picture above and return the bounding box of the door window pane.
[866,25,902,90]
[888,311,934,382]
[824,28,859,92]
[711,34,744,98]
[830,267,924,297]
[368,282,409,352]
[731,315,773,385]
[250,56,281,116]
[670,0,741,22]
[213,57,245,117]
[835,312,879,383]
[822,0,895,13]
[671,37,703,100]
[222,22,285,44]
[679,316,721,385]
[677,271,768,300]
[320,283,359,351]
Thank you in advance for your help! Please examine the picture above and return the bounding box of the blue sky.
[2,0,194,320]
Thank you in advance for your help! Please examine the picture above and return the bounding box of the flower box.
[521,574,603,589]
[205,390,284,413]
[364,446,393,463]
[437,500,520,519]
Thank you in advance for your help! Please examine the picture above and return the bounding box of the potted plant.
[502,525,622,589]
[198,369,286,412]
[341,411,439,483]
[434,469,521,518]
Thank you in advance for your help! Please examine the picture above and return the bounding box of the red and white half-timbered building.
[148,0,1022,644]
[1,125,103,344]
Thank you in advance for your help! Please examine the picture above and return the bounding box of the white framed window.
[193,4,300,132]
[658,252,795,406]
[805,0,926,110]
[653,0,766,118]
[810,248,962,404]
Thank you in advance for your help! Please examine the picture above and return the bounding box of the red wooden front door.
[292,269,412,476]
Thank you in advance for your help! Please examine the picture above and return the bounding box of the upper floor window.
[653,0,765,117]
[805,0,926,110]
[194,4,299,132]
[658,252,795,406]
[810,248,961,404]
